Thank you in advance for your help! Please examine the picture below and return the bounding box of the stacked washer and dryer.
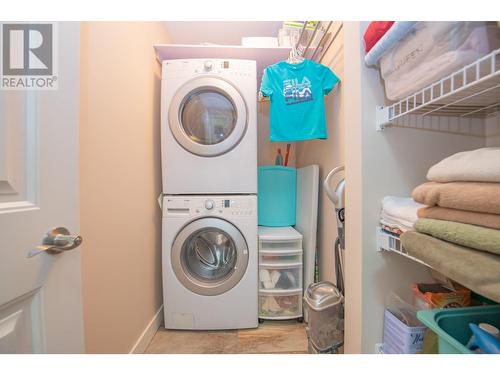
[161,58,258,330]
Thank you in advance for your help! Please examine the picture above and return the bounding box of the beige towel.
[418,206,500,230]
[412,181,500,215]
[401,231,500,303]
[427,147,500,183]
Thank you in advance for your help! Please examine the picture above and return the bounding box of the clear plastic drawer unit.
[258,226,304,322]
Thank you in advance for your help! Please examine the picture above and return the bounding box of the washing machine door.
[171,217,249,296]
[168,77,248,157]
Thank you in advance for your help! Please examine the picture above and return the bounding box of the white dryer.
[162,195,258,330]
[161,59,257,194]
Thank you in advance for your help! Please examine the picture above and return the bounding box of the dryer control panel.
[162,59,256,79]
[163,195,256,218]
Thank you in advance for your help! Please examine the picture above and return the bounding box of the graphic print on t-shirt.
[283,77,313,105]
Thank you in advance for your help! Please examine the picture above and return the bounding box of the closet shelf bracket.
[376,227,430,268]
[375,106,391,131]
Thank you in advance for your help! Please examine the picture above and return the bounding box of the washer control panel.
[164,196,255,217]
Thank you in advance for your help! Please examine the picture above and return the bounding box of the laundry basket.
[417,305,500,354]
[304,281,344,353]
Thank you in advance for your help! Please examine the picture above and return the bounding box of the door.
[0,23,83,353]
[171,218,249,296]
[169,77,248,156]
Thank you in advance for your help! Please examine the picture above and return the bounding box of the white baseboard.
[129,305,164,354]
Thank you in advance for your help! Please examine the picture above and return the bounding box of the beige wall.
[295,22,344,282]
[342,22,364,353]
[258,103,296,167]
[80,22,170,353]
[486,113,500,147]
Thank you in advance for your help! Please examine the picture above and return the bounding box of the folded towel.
[427,147,500,183]
[382,196,424,223]
[381,224,403,236]
[380,212,414,232]
[415,218,500,256]
[418,206,500,230]
[400,231,500,303]
[412,181,500,215]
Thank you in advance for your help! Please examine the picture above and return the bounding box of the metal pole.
[302,21,322,58]
[319,22,343,64]
[295,21,309,52]
[310,21,333,62]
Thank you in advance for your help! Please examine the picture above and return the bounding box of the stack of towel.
[380,196,425,235]
[412,147,500,256]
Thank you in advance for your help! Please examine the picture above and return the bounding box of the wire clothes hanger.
[287,22,307,64]
[288,43,304,64]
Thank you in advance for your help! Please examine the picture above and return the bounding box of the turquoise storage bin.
[417,305,500,354]
[258,166,296,226]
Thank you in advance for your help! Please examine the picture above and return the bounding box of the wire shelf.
[376,49,500,131]
[376,227,430,268]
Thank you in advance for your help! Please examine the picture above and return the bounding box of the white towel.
[427,147,500,183]
[259,269,281,289]
[382,196,425,224]
[380,212,415,232]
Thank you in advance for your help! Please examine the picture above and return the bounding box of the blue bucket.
[258,166,296,226]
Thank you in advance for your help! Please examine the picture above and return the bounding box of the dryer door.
[168,77,248,157]
[171,218,249,296]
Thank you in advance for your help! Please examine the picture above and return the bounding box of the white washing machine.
[162,195,258,330]
[161,58,257,194]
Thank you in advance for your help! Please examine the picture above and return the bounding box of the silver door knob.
[28,227,83,258]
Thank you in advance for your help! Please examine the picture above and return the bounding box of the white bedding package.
[380,22,500,101]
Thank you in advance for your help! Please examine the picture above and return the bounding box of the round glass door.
[180,90,237,146]
[182,227,237,282]
[171,218,249,296]
[169,77,248,157]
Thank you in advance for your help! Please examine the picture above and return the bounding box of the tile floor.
[145,320,308,354]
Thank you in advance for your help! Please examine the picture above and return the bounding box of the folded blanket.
[412,181,500,215]
[427,147,500,183]
[382,196,424,223]
[415,218,500,256]
[400,231,500,303]
[418,206,500,230]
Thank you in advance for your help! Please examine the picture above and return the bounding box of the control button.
[204,199,215,210]
[204,60,213,71]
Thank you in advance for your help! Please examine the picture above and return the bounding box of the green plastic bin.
[417,305,500,354]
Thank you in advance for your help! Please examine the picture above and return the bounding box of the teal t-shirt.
[260,59,339,142]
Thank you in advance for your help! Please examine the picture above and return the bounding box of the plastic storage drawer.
[259,249,303,265]
[259,290,302,319]
[259,239,302,252]
[259,262,302,291]
[258,226,302,252]
[417,305,500,354]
